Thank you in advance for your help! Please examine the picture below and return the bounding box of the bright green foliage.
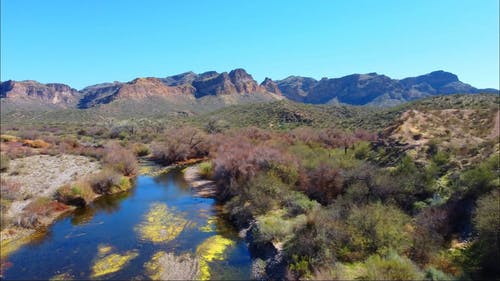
[346,203,412,258]
[362,252,423,280]
[460,154,499,196]
[198,161,213,179]
[255,209,307,243]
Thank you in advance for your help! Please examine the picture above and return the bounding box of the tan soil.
[183,165,217,198]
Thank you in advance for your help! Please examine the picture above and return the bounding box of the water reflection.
[2,172,252,280]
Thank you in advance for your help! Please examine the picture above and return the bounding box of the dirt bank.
[182,165,217,197]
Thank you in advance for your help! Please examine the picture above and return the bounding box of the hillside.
[1,70,497,113]
[275,70,498,106]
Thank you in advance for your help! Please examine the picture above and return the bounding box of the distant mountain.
[275,70,498,106]
[0,80,80,108]
[1,69,497,111]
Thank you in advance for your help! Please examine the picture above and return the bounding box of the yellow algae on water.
[91,250,138,278]
[144,251,166,280]
[97,244,113,256]
[196,235,235,280]
[0,230,46,259]
[135,203,188,243]
[198,216,216,233]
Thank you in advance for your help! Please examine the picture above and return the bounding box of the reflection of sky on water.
[3,172,251,280]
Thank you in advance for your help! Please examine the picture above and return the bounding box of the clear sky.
[1,0,499,90]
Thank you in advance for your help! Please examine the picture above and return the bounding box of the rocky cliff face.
[2,69,497,109]
[77,68,275,108]
[260,78,282,95]
[0,80,80,107]
[191,69,267,98]
[276,70,498,106]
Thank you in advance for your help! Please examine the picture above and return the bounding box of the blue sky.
[1,0,499,89]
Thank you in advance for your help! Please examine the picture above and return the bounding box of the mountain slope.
[0,80,81,109]
[1,69,497,112]
[276,70,498,106]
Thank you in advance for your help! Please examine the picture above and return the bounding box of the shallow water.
[2,171,252,280]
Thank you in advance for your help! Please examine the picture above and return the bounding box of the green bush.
[472,190,500,276]
[346,203,412,259]
[362,252,423,280]
[255,210,307,243]
[283,191,319,216]
[198,161,213,179]
[460,154,499,196]
[133,143,150,157]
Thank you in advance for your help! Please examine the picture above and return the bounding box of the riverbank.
[182,163,286,280]
[0,154,134,267]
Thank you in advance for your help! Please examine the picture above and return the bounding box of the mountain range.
[1,69,497,110]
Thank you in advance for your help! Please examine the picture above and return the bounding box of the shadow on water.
[2,171,252,280]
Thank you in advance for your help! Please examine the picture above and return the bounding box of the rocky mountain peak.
[260,78,282,95]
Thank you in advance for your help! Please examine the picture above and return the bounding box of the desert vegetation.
[0,94,498,280]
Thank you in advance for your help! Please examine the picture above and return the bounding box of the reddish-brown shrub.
[301,163,344,205]
[152,127,208,165]
[88,169,122,194]
[103,142,138,176]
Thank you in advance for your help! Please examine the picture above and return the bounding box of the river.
[2,171,252,280]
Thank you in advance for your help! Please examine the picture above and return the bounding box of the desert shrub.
[284,204,351,272]
[204,119,229,134]
[289,255,313,279]
[0,154,10,172]
[255,210,307,243]
[56,181,96,205]
[362,252,423,280]
[471,190,500,277]
[132,143,150,157]
[244,172,289,215]
[151,127,208,165]
[213,137,294,199]
[353,141,372,159]
[345,181,370,204]
[301,163,343,205]
[319,127,354,149]
[103,142,138,176]
[15,197,71,228]
[223,195,253,228]
[346,203,412,259]
[22,139,50,149]
[282,191,319,216]
[411,206,449,264]
[198,161,213,179]
[89,169,122,194]
[288,127,322,146]
[460,154,499,197]
[0,178,22,200]
[0,134,19,142]
[1,141,35,159]
[17,130,39,140]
